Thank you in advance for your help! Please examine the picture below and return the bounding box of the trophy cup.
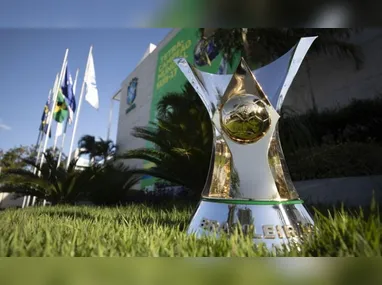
[174,36,318,250]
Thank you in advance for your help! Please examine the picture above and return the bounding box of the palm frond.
[0,182,50,198]
[67,157,80,173]
[0,168,39,179]
[118,148,166,165]
[0,169,52,189]
[21,157,41,170]
[122,175,141,190]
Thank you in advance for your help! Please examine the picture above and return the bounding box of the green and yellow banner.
[141,28,240,189]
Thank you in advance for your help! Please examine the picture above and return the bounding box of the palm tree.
[0,151,90,205]
[199,28,364,111]
[0,149,139,205]
[96,138,117,164]
[84,162,140,205]
[78,135,117,165]
[78,135,97,163]
[119,83,213,196]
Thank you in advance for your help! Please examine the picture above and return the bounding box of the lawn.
[0,202,381,257]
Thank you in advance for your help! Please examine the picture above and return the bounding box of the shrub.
[280,95,382,154]
[286,142,382,181]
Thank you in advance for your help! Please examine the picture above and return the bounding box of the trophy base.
[187,198,314,251]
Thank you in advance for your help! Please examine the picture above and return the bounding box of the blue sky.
[0,28,172,153]
[0,0,171,28]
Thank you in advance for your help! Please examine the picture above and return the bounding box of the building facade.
[113,28,241,190]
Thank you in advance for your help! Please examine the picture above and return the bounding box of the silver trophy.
[174,36,317,250]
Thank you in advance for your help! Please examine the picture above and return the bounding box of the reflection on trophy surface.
[174,36,318,249]
[221,95,271,144]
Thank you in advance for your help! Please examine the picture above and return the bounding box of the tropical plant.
[78,135,97,162]
[77,135,117,165]
[84,162,140,205]
[286,141,382,181]
[96,138,117,164]
[119,83,213,196]
[0,151,92,205]
[0,145,38,170]
[279,94,382,154]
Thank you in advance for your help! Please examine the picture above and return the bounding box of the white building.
[67,148,91,170]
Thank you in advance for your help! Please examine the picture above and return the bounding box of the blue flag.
[61,65,76,123]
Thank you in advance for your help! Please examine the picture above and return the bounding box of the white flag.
[55,122,64,137]
[84,51,99,109]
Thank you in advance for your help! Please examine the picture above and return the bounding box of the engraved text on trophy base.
[199,217,314,240]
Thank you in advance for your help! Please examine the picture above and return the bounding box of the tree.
[78,135,117,165]
[78,135,97,162]
[199,28,364,111]
[0,145,38,170]
[119,83,213,196]
[96,138,117,164]
[0,144,140,205]
[84,162,140,205]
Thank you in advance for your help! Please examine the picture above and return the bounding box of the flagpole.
[37,77,58,166]
[25,88,53,208]
[66,46,93,170]
[29,125,45,207]
[106,98,114,141]
[53,129,59,151]
[28,124,46,207]
[57,68,79,168]
[39,49,69,171]
[34,87,52,175]
[23,127,41,207]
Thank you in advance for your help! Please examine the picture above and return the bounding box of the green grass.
[0,202,381,257]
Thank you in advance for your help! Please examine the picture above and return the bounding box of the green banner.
[141,28,240,189]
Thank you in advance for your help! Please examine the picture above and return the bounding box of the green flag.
[53,88,69,123]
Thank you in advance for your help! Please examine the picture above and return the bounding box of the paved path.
[295,175,382,206]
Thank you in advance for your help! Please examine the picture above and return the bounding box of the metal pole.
[25,195,31,207]
[106,98,114,141]
[39,49,69,170]
[33,88,52,177]
[28,120,45,207]
[21,196,27,208]
[66,46,92,170]
[57,68,79,168]
[52,134,59,151]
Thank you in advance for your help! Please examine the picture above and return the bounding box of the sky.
[0,0,171,28]
[0,26,172,153]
